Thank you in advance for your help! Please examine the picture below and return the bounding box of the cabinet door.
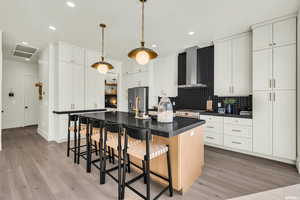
[72,64,85,110]
[59,62,73,110]
[273,44,296,90]
[85,66,105,109]
[59,42,72,63]
[273,91,296,160]
[232,34,251,96]
[72,46,85,66]
[252,24,273,51]
[253,91,273,156]
[273,18,296,47]
[214,40,232,96]
[178,53,186,86]
[253,49,273,91]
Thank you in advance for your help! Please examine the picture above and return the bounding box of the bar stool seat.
[69,124,87,133]
[127,142,168,160]
[79,127,101,136]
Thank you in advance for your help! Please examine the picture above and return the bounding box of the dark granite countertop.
[53,109,107,115]
[77,111,206,138]
[199,111,252,119]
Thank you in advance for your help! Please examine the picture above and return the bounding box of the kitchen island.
[78,111,205,193]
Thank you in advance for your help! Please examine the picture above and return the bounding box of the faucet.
[134,96,140,118]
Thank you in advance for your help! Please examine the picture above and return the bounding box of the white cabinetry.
[85,50,105,109]
[58,42,85,65]
[252,16,297,161]
[200,115,224,146]
[214,33,251,96]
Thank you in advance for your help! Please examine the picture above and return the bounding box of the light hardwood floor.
[0,126,299,200]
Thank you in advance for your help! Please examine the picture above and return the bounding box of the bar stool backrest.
[79,117,88,125]
[91,120,103,128]
[105,121,123,134]
[124,125,151,141]
[69,115,78,122]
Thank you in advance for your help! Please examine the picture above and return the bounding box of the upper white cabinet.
[273,18,297,47]
[214,40,232,96]
[252,24,273,51]
[85,50,105,109]
[214,32,251,96]
[58,42,85,65]
[253,17,296,51]
[153,54,178,97]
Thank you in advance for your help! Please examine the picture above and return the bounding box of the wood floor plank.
[1,126,299,200]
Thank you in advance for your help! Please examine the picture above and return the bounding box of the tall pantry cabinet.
[252,16,297,161]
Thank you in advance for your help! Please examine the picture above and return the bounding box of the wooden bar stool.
[67,114,87,163]
[122,126,173,200]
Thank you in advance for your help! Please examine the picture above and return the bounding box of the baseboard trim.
[296,157,300,174]
[205,143,296,165]
[37,128,49,141]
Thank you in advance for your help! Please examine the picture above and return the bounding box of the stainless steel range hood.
[178,46,207,88]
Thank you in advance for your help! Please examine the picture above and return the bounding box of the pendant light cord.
[101,25,105,61]
[141,0,145,46]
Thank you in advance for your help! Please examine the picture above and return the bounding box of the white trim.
[251,12,297,30]
[205,143,296,165]
[0,30,2,151]
[297,157,300,173]
[37,128,50,141]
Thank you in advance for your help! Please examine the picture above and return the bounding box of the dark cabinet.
[177,52,186,86]
[197,46,214,88]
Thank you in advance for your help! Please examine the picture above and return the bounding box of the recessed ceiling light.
[66,1,76,8]
[49,25,56,31]
[25,58,30,61]
[188,31,195,35]
[22,41,28,45]
[152,44,157,48]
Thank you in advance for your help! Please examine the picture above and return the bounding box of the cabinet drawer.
[224,135,252,152]
[224,117,252,126]
[204,132,223,146]
[200,115,223,124]
[203,122,223,134]
[224,124,252,138]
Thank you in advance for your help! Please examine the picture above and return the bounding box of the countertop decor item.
[91,24,113,74]
[224,98,236,114]
[157,96,174,123]
[128,0,158,65]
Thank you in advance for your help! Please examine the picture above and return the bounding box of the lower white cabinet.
[201,116,224,146]
[224,135,252,152]
[272,91,296,160]
[253,90,296,160]
[204,132,223,146]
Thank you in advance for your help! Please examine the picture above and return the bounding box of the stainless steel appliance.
[128,87,149,114]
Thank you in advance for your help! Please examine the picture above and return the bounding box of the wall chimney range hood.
[178,46,207,88]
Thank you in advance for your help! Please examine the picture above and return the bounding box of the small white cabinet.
[58,42,85,65]
[253,17,296,51]
[214,32,251,96]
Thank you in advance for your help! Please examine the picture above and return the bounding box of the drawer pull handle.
[232,141,242,145]
[207,126,214,129]
[206,136,215,139]
[232,129,241,132]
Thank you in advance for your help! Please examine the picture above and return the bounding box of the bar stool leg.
[100,129,108,184]
[145,131,151,200]
[99,127,104,184]
[127,154,131,173]
[121,132,129,200]
[112,149,115,164]
[77,129,81,164]
[166,146,173,197]
[67,115,71,157]
[94,141,98,156]
[86,122,92,173]
[108,147,112,163]
[142,160,147,184]
[74,127,78,163]
[117,133,122,200]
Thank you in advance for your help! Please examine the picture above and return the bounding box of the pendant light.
[91,24,113,74]
[128,0,158,65]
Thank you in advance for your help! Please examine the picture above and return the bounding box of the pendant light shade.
[128,0,158,65]
[91,24,113,74]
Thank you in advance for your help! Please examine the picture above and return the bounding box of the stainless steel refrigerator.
[128,87,149,114]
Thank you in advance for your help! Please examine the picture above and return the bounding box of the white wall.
[0,31,2,150]
[2,59,38,129]
[297,9,300,173]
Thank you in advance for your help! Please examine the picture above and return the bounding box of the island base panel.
[130,126,204,193]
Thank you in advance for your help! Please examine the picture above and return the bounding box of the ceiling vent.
[12,44,38,59]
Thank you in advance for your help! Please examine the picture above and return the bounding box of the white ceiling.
[1,0,299,63]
